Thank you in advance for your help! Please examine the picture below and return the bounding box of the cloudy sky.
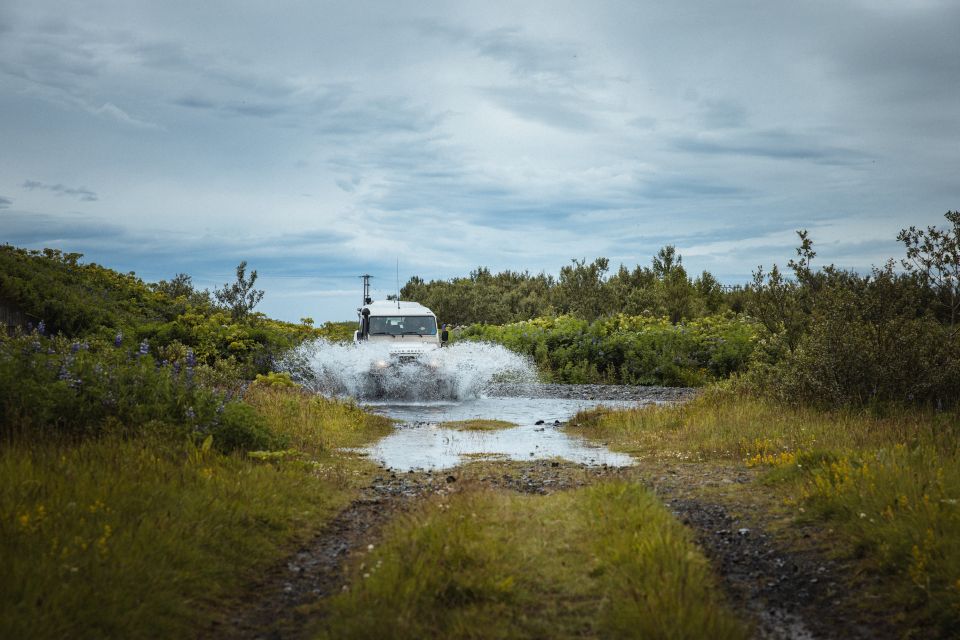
[2,0,958,321]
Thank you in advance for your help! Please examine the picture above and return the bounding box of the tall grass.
[244,385,393,452]
[790,445,960,633]
[568,387,956,461]
[0,387,390,639]
[316,481,747,639]
[568,391,960,636]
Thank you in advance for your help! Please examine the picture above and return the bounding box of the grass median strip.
[315,480,747,639]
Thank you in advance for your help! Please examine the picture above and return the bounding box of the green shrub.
[0,333,279,454]
[744,262,960,409]
[0,245,325,379]
[252,371,298,389]
[459,313,758,386]
[211,402,283,453]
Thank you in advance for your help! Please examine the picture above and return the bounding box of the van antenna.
[395,258,400,309]
[359,274,373,306]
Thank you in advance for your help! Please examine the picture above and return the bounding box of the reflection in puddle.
[357,397,649,471]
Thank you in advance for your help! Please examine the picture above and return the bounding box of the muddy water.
[358,395,652,471]
[282,340,687,471]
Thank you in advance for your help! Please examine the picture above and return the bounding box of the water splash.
[280,340,537,400]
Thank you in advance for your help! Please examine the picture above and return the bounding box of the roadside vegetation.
[556,212,960,637]
[0,246,351,377]
[402,244,736,326]
[0,371,389,638]
[316,481,747,639]
[0,248,390,638]
[459,313,756,386]
[409,212,960,404]
[568,392,960,636]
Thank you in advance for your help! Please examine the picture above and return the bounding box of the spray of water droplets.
[280,340,538,401]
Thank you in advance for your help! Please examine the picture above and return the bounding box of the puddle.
[283,341,670,471]
[357,396,646,471]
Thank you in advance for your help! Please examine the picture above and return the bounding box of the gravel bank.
[486,382,698,403]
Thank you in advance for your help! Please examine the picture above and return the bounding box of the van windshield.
[368,315,437,336]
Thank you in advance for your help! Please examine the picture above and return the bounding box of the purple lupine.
[70,342,81,353]
[138,340,150,357]
[185,349,196,368]
[37,321,46,336]
[57,364,71,381]
[172,361,181,375]
[185,407,196,420]
[114,332,123,347]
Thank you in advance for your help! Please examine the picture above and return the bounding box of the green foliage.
[554,257,612,319]
[745,217,960,409]
[570,394,960,637]
[252,371,298,388]
[0,414,376,640]
[0,332,280,454]
[243,386,393,453]
[0,246,173,336]
[210,402,281,453]
[214,260,265,320]
[797,445,960,635]
[460,313,758,386]
[401,246,740,326]
[402,268,557,326]
[403,213,960,409]
[0,245,322,378]
[0,247,400,638]
[315,320,358,342]
[898,210,960,327]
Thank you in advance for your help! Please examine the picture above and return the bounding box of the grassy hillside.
[0,245,354,378]
[0,246,384,638]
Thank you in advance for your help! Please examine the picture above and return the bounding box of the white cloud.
[0,0,957,320]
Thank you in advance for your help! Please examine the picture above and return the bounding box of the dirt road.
[212,385,890,640]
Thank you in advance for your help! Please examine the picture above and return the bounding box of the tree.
[652,245,680,279]
[748,263,806,351]
[155,273,195,299]
[214,261,264,320]
[787,229,816,283]
[554,258,611,320]
[694,270,725,314]
[898,211,960,328]
[661,264,695,324]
